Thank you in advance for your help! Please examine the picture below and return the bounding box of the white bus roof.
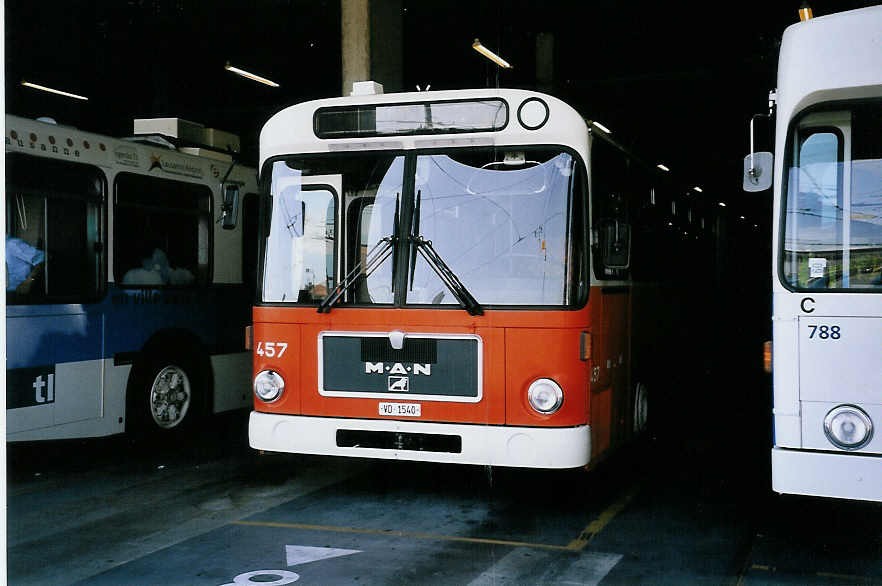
[776,5,882,125]
[5,114,255,188]
[259,87,589,169]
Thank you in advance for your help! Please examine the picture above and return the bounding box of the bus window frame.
[5,153,107,305]
[777,99,881,293]
[257,144,590,311]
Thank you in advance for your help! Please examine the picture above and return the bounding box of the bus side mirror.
[743,152,773,192]
[602,219,631,269]
[221,184,240,229]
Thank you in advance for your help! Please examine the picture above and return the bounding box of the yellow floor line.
[234,483,638,554]
[232,520,572,551]
[566,484,640,551]
[816,571,874,583]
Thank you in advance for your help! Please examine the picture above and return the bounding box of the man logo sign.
[388,376,409,392]
[364,362,432,376]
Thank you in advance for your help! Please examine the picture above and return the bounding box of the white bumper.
[772,448,882,502]
[249,411,590,469]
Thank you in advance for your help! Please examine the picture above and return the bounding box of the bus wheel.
[633,382,649,435]
[127,351,207,436]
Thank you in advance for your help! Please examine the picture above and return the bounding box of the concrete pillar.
[341,0,403,96]
[341,0,371,96]
[536,32,554,94]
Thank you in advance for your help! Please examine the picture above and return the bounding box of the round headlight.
[527,378,563,414]
[824,405,873,450]
[254,370,285,403]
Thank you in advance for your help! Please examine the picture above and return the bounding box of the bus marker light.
[580,331,591,362]
[762,340,772,373]
[245,325,253,350]
[824,405,873,451]
[528,378,563,414]
[254,370,285,403]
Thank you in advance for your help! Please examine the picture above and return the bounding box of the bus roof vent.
[351,81,384,96]
[134,117,205,144]
[132,117,241,155]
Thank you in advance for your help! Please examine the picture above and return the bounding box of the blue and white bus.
[5,115,258,440]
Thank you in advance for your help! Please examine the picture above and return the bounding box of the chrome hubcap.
[149,365,191,429]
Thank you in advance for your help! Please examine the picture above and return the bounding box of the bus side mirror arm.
[743,111,774,192]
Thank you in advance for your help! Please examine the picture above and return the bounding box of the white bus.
[6,115,258,441]
[745,6,882,501]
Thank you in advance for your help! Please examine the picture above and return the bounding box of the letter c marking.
[801,297,815,313]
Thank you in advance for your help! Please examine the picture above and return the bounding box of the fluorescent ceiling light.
[472,39,512,69]
[693,186,703,193]
[225,63,279,87]
[592,121,611,134]
[21,81,88,101]
[657,163,670,172]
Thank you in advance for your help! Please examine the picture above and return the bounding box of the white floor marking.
[467,548,622,586]
[285,545,362,566]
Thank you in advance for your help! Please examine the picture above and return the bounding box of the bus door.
[589,139,633,458]
[5,155,106,434]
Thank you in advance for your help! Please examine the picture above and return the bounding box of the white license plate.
[378,402,421,417]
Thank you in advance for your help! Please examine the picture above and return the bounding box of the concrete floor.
[6,411,881,586]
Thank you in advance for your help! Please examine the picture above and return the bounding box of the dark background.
[5,1,878,208]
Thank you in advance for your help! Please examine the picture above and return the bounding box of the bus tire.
[633,382,649,436]
[126,348,210,437]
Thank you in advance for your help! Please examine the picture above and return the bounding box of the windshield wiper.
[409,235,483,315]
[408,190,483,316]
[318,195,400,313]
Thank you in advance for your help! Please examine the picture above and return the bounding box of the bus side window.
[591,139,632,277]
[114,173,211,287]
[5,154,104,304]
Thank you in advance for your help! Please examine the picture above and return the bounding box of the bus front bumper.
[772,447,882,502]
[249,411,590,469]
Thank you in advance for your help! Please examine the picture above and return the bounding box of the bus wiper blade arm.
[317,235,395,313]
[410,235,483,316]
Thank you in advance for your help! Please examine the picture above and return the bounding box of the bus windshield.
[783,101,882,290]
[262,148,583,307]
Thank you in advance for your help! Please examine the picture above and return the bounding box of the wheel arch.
[125,327,215,424]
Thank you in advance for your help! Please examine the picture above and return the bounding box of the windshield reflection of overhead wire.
[278,192,302,238]
[422,157,532,242]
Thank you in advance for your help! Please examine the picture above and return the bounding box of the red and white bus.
[248,85,706,468]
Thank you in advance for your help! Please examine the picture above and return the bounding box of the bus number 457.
[808,325,841,340]
[256,341,289,357]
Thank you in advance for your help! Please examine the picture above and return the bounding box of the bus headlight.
[527,378,563,414]
[254,370,285,403]
[824,405,873,450]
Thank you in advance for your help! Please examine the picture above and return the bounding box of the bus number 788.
[807,325,841,340]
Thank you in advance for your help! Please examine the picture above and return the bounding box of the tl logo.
[34,374,55,403]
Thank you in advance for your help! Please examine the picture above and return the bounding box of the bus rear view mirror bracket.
[743,152,773,192]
